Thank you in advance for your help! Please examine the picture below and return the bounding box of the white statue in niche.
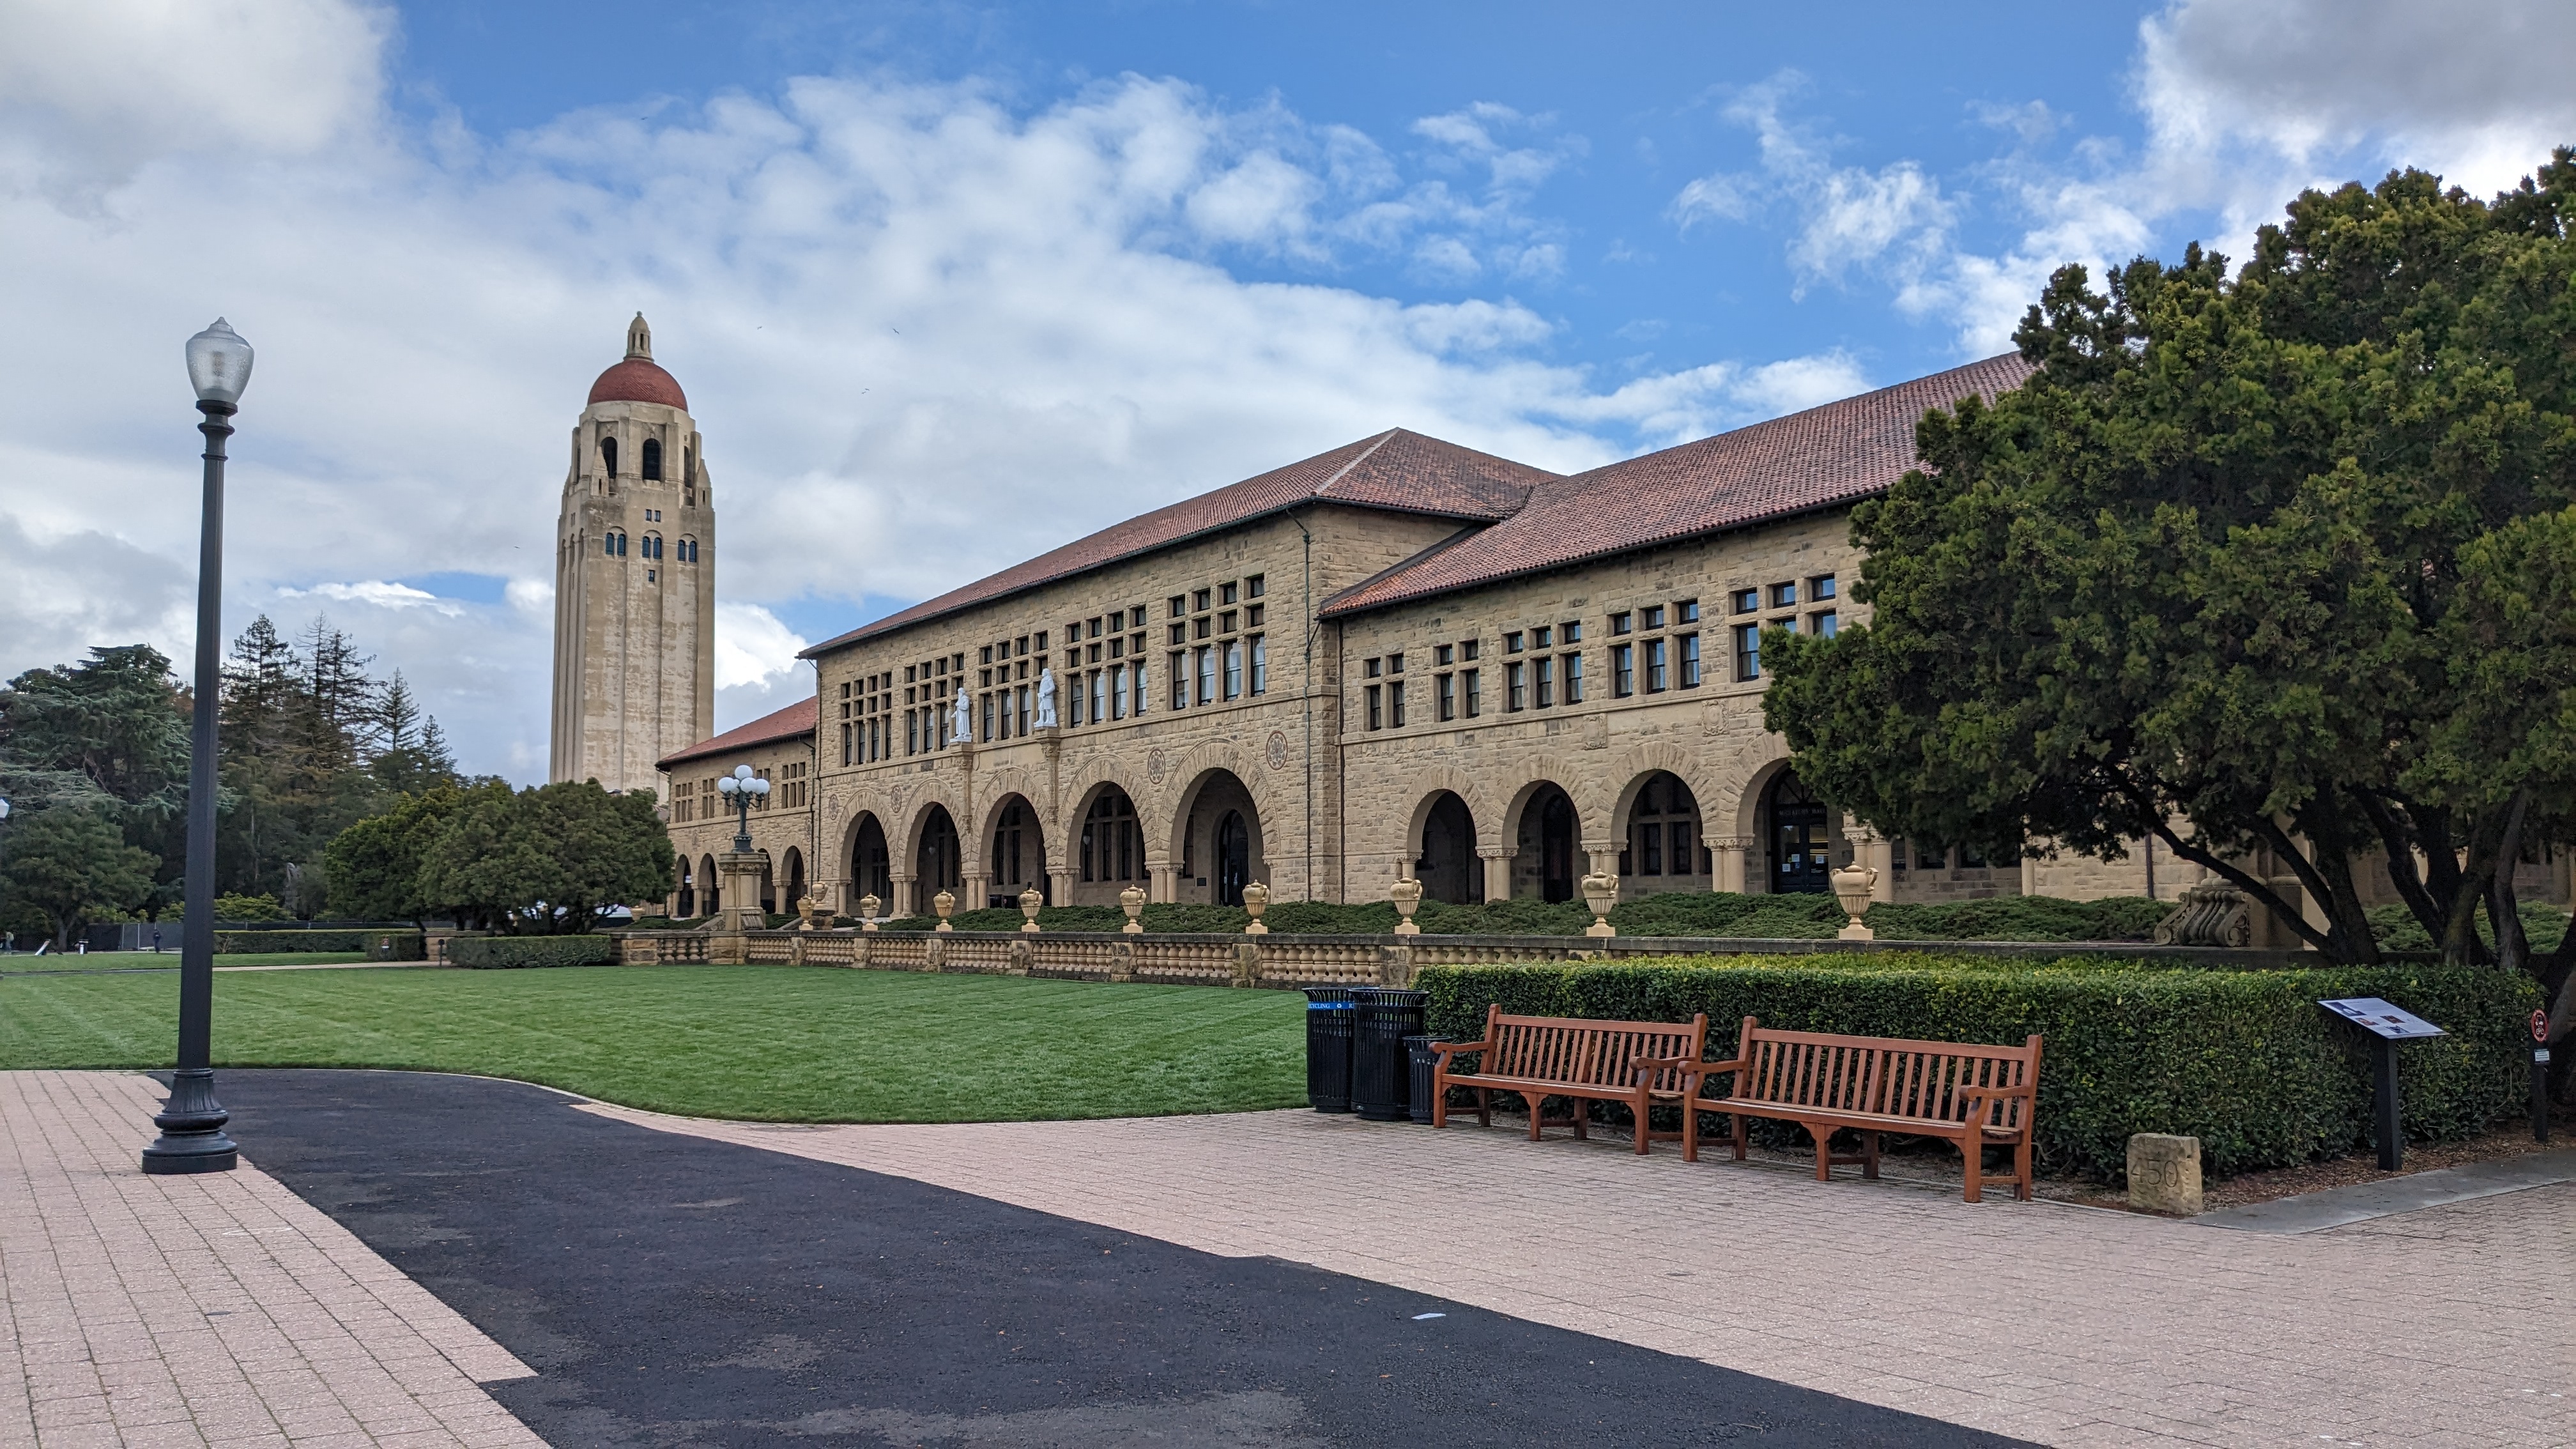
[1033,667,1057,728]
[953,686,970,743]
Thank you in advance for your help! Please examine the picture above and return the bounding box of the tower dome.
[587,312,688,409]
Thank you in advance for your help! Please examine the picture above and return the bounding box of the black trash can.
[1405,1035,1453,1124]
[1351,987,1429,1121]
[1303,988,1357,1112]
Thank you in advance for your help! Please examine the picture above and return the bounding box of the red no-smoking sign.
[2536,1009,2554,1044]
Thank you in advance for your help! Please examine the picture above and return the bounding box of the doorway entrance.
[1215,810,1250,905]
[1765,771,1831,893]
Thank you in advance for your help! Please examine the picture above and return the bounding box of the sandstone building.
[550,315,716,796]
[648,351,2221,920]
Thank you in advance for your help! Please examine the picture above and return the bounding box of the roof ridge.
[1312,429,1399,494]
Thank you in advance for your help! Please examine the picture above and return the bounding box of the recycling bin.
[1303,987,1356,1112]
[1351,987,1429,1121]
[1406,1034,1453,1124]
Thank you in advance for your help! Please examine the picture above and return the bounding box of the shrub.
[446,935,619,969]
[217,929,424,955]
[1418,955,2538,1179]
[2368,900,2568,954]
[213,893,291,921]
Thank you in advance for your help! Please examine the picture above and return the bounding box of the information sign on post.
[2533,1009,2554,1145]
[2318,997,2447,1170]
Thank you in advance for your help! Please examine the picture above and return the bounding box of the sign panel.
[2535,1009,2553,1044]
[2318,997,2448,1041]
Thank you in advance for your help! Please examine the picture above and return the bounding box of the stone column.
[960,871,991,912]
[1149,859,1179,904]
[1476,845,1517,905]
[1047,867,1075,910]
[1710,836,1753,894]
[711,849,768,963]
[889,871,918,917]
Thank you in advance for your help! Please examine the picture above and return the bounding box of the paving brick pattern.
[2,1073,542,1449]
[582,1102,2576,1449]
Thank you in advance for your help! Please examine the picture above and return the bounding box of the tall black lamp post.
[142,319,253,1175]
[717,764,769,852]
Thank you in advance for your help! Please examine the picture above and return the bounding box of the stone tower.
[549,314,716,796]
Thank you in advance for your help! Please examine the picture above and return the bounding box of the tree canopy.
[0,808,157,948]
[386,779,674,933]
[1765,150,2576,1031]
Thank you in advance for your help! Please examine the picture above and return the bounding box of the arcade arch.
[848,813,892,913]
[1616,771,1708,898]
[1070,785,1145,906]
[913,804,961,914]
[1412,792,1480,905]
[1505,782,1581,902]
[985,795,1045,907]
[1172,768,1266,906]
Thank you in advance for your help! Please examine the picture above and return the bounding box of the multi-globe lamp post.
[141,319,254,1175]
[717,765,769,852]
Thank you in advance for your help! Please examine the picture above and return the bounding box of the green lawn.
[1,951,375,973]
[0,965,1307,1122]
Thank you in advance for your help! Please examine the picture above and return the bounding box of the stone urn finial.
[1119,884,1147,935]
[1388,876,1424,937]
[858,894,880,933]
[1830,864,1878,941]
[795,893,816,931]
[1579,871,1619,938]
[933,889,956,933]
[1018,886,1043,933]
[1241,880,1270,935]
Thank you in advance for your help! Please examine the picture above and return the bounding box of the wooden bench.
[1683,1016,2043,1202]
[1429,1006,1708,1155]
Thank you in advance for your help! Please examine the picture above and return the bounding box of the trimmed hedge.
[218,929,423,956]
[1419,956,2539,1180]
[447,935,620,969]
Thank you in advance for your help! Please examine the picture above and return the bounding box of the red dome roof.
[588,357,687,410]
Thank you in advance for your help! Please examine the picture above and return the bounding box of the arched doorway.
[700,854,720,915]
[914,806,960,914]
[1215,811,1250,905]
[1175,770,1266,906]
[675,856,696,918]
[1515,784,1579,902]
[850,815,891,913]
[989,797,1043,907]
[1620,772,1705,896]
[1765,770,1831,893]
[1077,787,1143,904]
[781,847,806,914]
[1415,792,1478,904]
[757,852,778,915]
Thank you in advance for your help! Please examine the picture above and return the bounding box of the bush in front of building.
[447,935,620,969]
[1418,955,2538,1180]
[215,929,424,957]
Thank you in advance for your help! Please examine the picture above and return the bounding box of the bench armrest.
[1958,1081,2036,1100]
[1429,1039,1491,1060]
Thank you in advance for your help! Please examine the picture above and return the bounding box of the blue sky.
[4,0,2571,779]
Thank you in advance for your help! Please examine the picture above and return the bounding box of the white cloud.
[0,0,1866,781]
[1674,3,2576,355]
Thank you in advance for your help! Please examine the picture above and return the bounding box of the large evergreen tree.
[1765,152,2576,1027]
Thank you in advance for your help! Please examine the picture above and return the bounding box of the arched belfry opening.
[641,438,663,480]
[599,434,618,478]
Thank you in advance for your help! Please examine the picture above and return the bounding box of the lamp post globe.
[142,318,254,1175]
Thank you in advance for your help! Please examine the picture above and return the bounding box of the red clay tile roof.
[590,357,689,410]
[657,698,815,770]
[1320,354,2034,617]
[799,429,1559,657]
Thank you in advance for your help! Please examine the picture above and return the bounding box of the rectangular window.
[1108,664,1127,719]
[1193,587,1211,611]
[1193,616,1212,640]
[981,693,995,741]
[1680,633,1701,687]
[1016,685,1030,735]
[1388,652,1404,673]
[1563,652,1584,703]
[1366,684,1383,730]
[1506,661,1527,711]
[1641,822,1663,875]
[1218,610,1236,634]
[1561,621,1581,643]
[1195,645,1215,704]
[1364,657,1381,678]
[1249,635,1266,695]
[1247,574,1264,597]
[1734,623,1761,681]
[1170,594,1186,618]
[1676,599,1699,624]
[1463,668,1481,717]
[1813,611,1838,637]
[1534,656,1554,707]
[1245,604,1263,628]
[1611,611,1633,635]
[1613,643,1635,696]
[978,668,992,688]
[1436,673,1455,721]
[1642,605,1664,631]
[1169,622,1186,645]
[1811,574,1837,602]
[1223,640,1243,700]
[1170,652,1188,709]
[1389,678,1406,727]
[840,723,852,766]
[1770,581,1797,609]
[1221,581,1239,606]
[1067,678,1083,727]
[1107,637,1123,660]
[1434,643,1453,666]
[1091,670,1107,723]
[1731,588,1759,614]
[979,645,993,665]
[1132,660,1148,714]
[1532,624,1552,649]
[1036,631,1048,651]
[1087,617,1103,639]
[1505,631,1524,654]
[1645,637,1667,692]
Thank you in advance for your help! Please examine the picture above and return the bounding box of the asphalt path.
[218,1070,2021,1448]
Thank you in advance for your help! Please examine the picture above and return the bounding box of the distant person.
[75,939,88,955]
[152,925,164,953]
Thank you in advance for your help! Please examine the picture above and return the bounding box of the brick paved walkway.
[2,1072,542,1449]
[583,1102,2576,1449]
